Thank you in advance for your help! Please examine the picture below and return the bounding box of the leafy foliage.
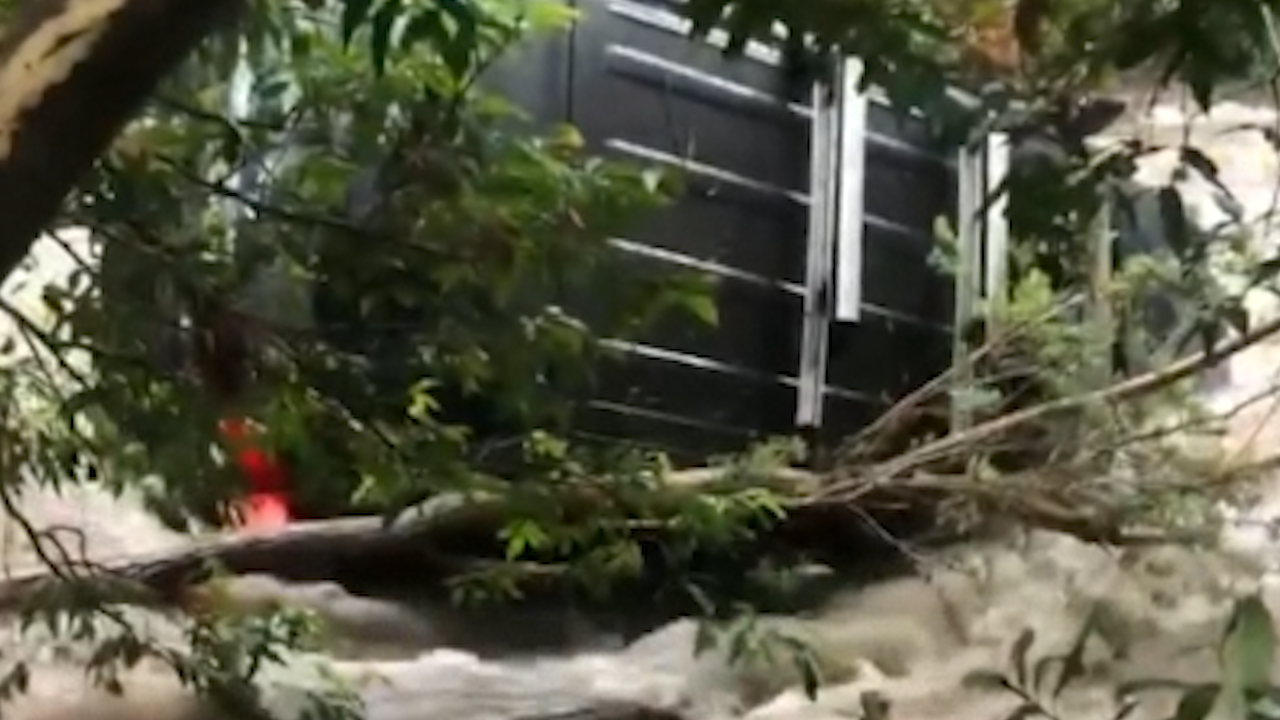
[681,0,1280,115]
[0,0,734,712]
[42,0,713,526]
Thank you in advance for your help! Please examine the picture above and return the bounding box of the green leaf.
[1221,303,1250,336]
[681,293,719,326]
[401,9,446,53]
[523,0,580,31]
[685,582,716,615]
[793,647,821,700]
[406,379,441,422]
[641,167,666,194]
[1171,685,1221,720]
[1252,693,1280,719]
[341,0,376,46]
[1010,628,1035,687]
[1220,594,1276,693]
[694,620,719,656]
[1180,146,1220,182]
[500,518,551,560]
[369,0,403,77]
[962,670,1014,692]
[1114,679,1207,699]
[1188,74,1214,114]
[1180,147,1239,208]
[726,614,759,664]
[1005,703,1047,720]
[437,0,480,78]
[1052,610,1098,698]
[1157,186,1191,257]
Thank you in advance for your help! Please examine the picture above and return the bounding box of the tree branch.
[0,0,246,283]
[819,312,1280,504]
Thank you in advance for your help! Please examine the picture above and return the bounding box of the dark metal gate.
[491,0,960,461]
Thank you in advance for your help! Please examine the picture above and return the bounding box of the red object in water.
[234,490,293,530]
[218,417,294,531]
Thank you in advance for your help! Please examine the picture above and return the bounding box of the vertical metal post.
[833,58,868,323]
[1087,189,1115,386]
[983,132,1011,325]
[796,74,838,428]
[950,138,984,432]
[950,131,1012,431]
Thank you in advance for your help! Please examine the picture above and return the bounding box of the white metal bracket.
[833,58,868,323]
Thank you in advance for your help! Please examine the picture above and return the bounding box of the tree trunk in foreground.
[0,0,244,280]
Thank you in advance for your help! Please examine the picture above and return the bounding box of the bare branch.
[821,312,1280,504]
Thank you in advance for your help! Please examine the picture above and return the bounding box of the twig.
[840,295,1086,463]
[159,157,370,238]
[1099,379,1279,460]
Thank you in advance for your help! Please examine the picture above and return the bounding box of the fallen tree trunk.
[0,480,935,613]
[0,465,1148,614]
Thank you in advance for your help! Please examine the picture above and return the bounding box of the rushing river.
[4,442,1280,720]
